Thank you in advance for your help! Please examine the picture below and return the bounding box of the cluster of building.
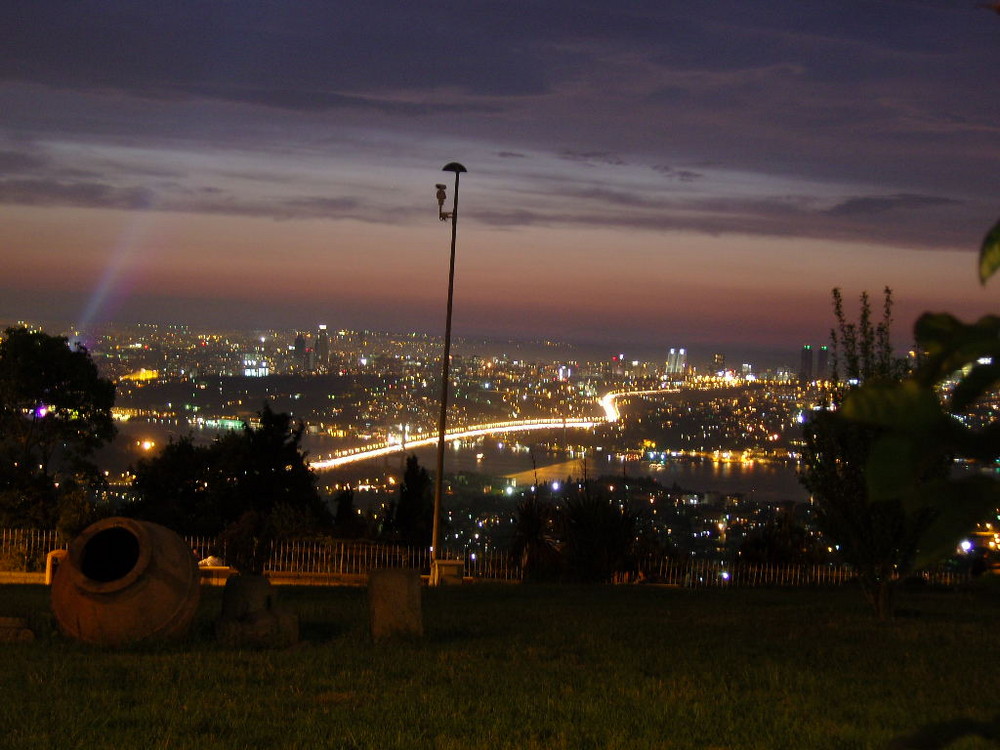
[799,344,830,384]
[3,320,853,556]
[83,324,835,455]
[6,319,999,569]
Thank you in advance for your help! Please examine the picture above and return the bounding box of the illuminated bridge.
[309,418,599,470]
[308,387,678,471]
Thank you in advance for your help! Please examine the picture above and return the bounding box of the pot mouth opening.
[80,526,141,583]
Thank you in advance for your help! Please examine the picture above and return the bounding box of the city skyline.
[2,1,998,355]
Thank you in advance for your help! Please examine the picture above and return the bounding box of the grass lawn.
[1,582,999,749]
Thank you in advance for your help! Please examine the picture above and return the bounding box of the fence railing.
[0,528,970,588]
[630,557,969,588]
[626,557,853,587]
[265,539,432,578]
[0,528,61,572]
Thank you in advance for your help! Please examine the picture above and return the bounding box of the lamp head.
[442,162,467,174]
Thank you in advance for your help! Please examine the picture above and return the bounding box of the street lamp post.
[431,162,466,581]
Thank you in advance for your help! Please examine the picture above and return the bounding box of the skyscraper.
[315,324,330,367]
[666,347,687,375]
[799,345,814,383]
[293,333,306,371]
[816,345,829,381]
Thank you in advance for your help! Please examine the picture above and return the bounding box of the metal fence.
[630,557,968,588]
[0,528,61,572]
[0,528,970,588]
[269,538,429,577]
[636,557,860,587]
[0,529,517,581]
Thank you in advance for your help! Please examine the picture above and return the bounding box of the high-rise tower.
[799,345,814,383]
[816,345,829,381]
[293,333,306,369]
[666,347,687,376]
[315,324,330,367]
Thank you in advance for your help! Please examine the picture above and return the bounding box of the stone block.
[214,574,298,648]
[430,559,464,586]
[0,616,34,643]
[215,609,299,649]
[368,568,423,642]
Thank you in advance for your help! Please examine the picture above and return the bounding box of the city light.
[10,320,873,565]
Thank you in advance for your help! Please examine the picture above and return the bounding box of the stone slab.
[368,568,423,642]
[431,559,464,586]
[0,617,34,643]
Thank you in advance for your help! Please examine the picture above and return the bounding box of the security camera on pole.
[430,162,467,586]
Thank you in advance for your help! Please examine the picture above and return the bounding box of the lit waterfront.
[101,407,809,504]
[378,441,808,505]
[505,455,805,502]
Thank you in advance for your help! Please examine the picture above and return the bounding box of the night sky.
[2,1,998,362]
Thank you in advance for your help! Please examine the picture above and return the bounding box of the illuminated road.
[599,388,679,422]
[310,418,599,470]
[309,387,677,471]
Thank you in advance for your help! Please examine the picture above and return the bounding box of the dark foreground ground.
[2,582,999,749]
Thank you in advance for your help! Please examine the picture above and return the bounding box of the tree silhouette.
[129,435,221,535]
[217,403,326,526]
[511,494,562,582]
[129,403,331,540]
[562,482,639,584]
[392,454,433,547]
[738,506,826,565]
[334,487,356,527]
[332,487,367,538]
[799,289,942,619]
[0,327,115,528]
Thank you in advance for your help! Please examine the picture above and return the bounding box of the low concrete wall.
[200,567,371,587]
[0,568,460,587]
[198,566,233,587]
[0,572,45,585]
[264,571,369,587]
